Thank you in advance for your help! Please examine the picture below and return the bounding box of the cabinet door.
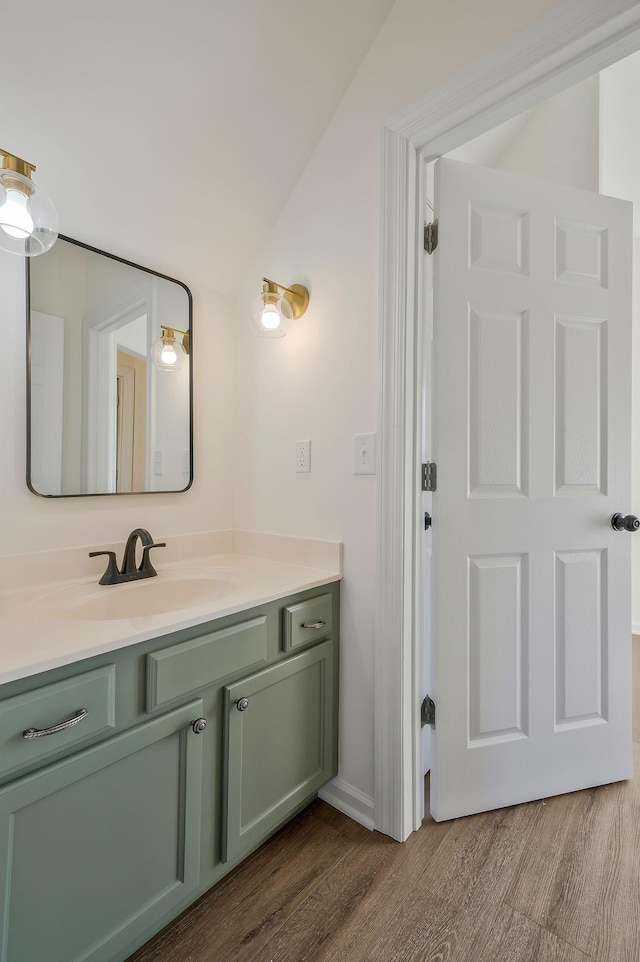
[222,641,336,863]
[0,700,204,962]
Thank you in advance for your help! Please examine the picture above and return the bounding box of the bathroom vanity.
[0,551,340,962]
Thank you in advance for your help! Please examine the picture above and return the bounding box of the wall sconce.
[251,277,310,338]
[151,325,190,371]
[0,149,58,256]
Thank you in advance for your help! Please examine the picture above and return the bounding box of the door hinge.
[424,220,438,254]
[421,462,437,492]
[421,695,436,728]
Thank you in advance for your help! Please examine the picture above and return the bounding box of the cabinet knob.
[191,717,207,734]
[236,697,250,712]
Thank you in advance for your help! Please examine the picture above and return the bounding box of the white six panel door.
[431,158,633,821]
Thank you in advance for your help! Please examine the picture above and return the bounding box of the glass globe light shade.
[0,170,58,256]
[151,331,187,371]
[251,289,294,338]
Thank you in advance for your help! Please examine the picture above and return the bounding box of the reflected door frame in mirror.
[26,234,193,498]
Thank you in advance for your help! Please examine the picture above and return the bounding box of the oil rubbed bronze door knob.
[611,513,640,532]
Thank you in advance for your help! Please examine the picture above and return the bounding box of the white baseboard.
[318,777,375,831]
[633,624,640,638]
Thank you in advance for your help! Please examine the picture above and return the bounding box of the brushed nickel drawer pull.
[301,620,326,630]
[23,708,89,739]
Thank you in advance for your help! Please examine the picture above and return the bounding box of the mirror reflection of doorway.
[116,349,147,493]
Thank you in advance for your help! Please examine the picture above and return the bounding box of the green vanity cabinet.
[0,700,204,962]
[222,639,336,862]
[0,581,339,962]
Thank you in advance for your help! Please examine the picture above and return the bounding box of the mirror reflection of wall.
[28,236,192,497]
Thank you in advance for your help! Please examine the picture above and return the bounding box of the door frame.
[376,0,640,841]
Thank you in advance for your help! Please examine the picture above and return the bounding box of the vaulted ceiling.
[0,0,395,294]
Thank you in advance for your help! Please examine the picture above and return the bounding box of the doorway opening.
[420,52,640,822]
[376,1,640,842]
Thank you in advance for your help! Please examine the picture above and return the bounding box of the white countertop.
[0,549,341,686]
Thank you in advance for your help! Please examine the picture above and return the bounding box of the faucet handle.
[139,542,167,578]
[89,550,121,586]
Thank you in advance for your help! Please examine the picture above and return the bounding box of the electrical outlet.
[153,449,164,476]
[296,439,311,473]
[353,433,376,475]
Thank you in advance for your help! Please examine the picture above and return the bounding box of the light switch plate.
[296,440,311,473]
[354,433,376,475]
[153,449,164,476]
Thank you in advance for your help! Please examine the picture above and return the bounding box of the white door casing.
[430,157,632,820]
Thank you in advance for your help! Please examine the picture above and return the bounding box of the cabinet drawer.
[146,616,268,711]
[0,665,116,780]
[282,593,333,652]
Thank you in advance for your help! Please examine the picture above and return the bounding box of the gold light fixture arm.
[160,325,188,336]
[0,149,36,180]
[262,276,310,320]
[159,324,190,355]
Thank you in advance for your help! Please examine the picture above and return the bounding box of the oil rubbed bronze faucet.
[89,528,166,586]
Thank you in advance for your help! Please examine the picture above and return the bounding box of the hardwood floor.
[131,638,640,962]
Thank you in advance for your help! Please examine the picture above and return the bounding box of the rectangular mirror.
[27,235,193,497]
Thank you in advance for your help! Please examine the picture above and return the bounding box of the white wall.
[600,50,640,237]
[447,74,600,191]
[0,250,235,556]
[234,0,566,805]
[494,76,600,190]
[29,240,86,493]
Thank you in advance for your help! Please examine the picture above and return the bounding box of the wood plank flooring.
[130,638,640,962]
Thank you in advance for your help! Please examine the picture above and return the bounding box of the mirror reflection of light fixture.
[251,277,310,338]
[151,325,190,371]
[0,149,58,256]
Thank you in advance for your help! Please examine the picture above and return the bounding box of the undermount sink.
[39,571,239,622]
